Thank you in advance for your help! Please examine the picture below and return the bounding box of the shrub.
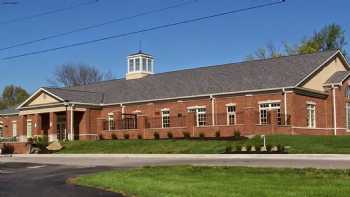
[167,132,173,139]
[183,132,191,139]
[137,134,143,140]
[215,131,221,138]
[247,145,252,152]
[154,132,160,140]
[27,137,33,143]
[1,143,14,154]
[277,144,285,153]
[225,145,232,153]
[124,133,130,140]
[199,132,205,139]
[266,144,272,152]
[234,130,241,139]
[33,136,49,149]
[111,133,118,140]
[99,134,104,140]
[235,145,242,152]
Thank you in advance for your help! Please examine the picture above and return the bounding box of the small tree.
[49,64,114,87]
[0,85,29,109]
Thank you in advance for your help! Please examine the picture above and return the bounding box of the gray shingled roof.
[0,107,19,115]
[325,71,350,84]
[44,88,104,104]
[44,50,339,105]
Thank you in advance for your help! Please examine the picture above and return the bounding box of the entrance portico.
[15,88,99,142]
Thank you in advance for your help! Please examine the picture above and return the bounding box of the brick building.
[0,50,350,142]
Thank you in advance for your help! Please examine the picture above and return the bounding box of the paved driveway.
[0,162,123,197]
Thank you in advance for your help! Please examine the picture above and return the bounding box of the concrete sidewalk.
[2,154,350,169]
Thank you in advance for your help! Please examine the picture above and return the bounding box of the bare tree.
[49,64,114,87]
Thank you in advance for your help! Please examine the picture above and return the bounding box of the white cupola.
[126,51,154,80]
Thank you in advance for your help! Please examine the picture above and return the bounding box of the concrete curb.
[5,154,350,161]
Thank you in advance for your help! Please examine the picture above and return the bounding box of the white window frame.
[226,104,236,125]
[161,109,170,128]
[27,119,33,138]
[12,121,17,137]
[259,102,281,125]
[187,106,207,127]
[108,113,115,131]
[347,103,350,131]
[306,103,316,128]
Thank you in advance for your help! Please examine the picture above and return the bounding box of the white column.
[210,95,215,126]
[332,85,337,136]
[283,88,288,125]
[70,104,75,141]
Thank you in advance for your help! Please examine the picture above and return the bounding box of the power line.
[0,0,100,25]
[0,0,198,51]
[3,0,286,60]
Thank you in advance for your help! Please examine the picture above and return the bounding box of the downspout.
[210,95,215,126]
[332,85,337,136]
[282,88,288,125]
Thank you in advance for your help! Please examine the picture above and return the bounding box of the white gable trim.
[17,88,65,109]
[295,50,350,87]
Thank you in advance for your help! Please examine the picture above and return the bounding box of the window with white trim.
[27,120,32,138]
[259,102,281,125]
[108,114,115,131]
[147,59,152,72]
[346,86,350,99]
[188,107,207,127]
[135,58,141,71]
[129,59,134,72]
[12,121,17,137]
[142,58,147,71]
[161,110,170,128]
[227,105,236,125]
[0,121,3,138]
[307,104,316,128]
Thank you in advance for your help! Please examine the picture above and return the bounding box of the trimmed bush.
[225,145,232,153]
[183,132,191,139]
[154,132,160,140]
[99,134,104,140]
[123,133,130,140]
[111,133,118,140]
[1,143,14,154]
[235,145,242,152]
[167,132,173,139]
[266,144,272,152]
[137,134,143,140]
[199,132,205,139]
[215,131,221,138]
[234,130,241,139]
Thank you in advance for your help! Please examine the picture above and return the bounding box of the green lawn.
[73,166,350,197]
[58,135,350,154]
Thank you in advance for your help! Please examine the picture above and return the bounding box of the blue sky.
[0,0,349,93]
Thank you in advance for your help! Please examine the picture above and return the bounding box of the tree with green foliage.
[247,23,348,60]
[0,85,29,110]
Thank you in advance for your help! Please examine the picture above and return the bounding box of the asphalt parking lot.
[0,162,123,197]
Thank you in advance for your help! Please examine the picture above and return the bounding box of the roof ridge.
[45,87,102,94]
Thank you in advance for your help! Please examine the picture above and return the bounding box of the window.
[12,121,17,137]
[0,122,3,138]
[227,105,236,125]
[307,104,316,128]
[147,59,152,72]
[108,114,115,131]
[135,58,140,71]
[129,59,134,72]
[188,107,207,127]
[161,110,170,128]
[259,102,281,125]
[347,103,350,131]
[27,120,32,138]
[142,58,147,71]
[346,86,350,99]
